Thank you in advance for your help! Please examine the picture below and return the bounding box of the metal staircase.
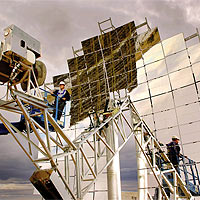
[129,103,193,200]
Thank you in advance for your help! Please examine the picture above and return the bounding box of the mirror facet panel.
[188,43,200,64]
[146,59,167,80]
[136,57,144,69]
[176,103,200,125]
[180,122,200,144]
[192,62,200,82]
[134,99,152,116]
[131,82,149,101]
[156,127,179,143]
[143,43,164,65]
[149,76,171,96]
[169,68,193,90]
[165,50,190,73]
[152,93,174,113]
[154,109,177,130]
[162,33,186,56]
[143,115,155,131]
[137,66,146,84]
[173,85,198,106]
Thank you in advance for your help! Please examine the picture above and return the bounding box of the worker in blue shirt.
[166,135,181,175]
[51,81,70,120]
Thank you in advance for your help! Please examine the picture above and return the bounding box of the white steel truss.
[0,88,194,200]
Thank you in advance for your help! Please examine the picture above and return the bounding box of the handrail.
[39,87,68,127]
[179,155,200,194]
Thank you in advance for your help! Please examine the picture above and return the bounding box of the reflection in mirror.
[134,99,152,116]
[173,85,198,107]
[136,57,144,69]
[162,33,186,56]
[143,43,164,65]
[188,43,200,64]
[184,143,200,162]
[192,62,200,82]
[143,115,155,131]
[180,122,200,144]
[156,126,179,143]
[176,103,200,125]
[131,82,149,101]
[197,82,200,94]
[152,93,174,113]
[165,50,190,73]
[146,59,167,80]
[137,66,146,84]
[149,76,171,96]
[154,109,177,130]
[169,68,193,90]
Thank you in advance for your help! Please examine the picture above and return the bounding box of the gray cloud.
[0,0,197,80]
[0,135,35,180]
[0,135,37,199]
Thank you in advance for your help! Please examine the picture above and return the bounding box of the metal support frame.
[10,61,43,99]
[98,17,151,36]
[135,17,151,31]
[185,28,200,42]
[134,121,148,200]
[72,46,83,57]
[41,85,68,127]
[0,89,194,199]
[0,89,77,199]
[98,17,115,34]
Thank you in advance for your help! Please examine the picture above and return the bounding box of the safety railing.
[40,88,67,128]
[153,150,200,197]
[179,156,200,195]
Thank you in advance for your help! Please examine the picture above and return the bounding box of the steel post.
[131,110,148,200]
[106,121,122,200]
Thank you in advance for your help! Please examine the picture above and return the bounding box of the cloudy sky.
[0,0,200,199]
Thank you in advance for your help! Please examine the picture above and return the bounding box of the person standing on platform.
[51,81,70,120]
[166,135,181,174]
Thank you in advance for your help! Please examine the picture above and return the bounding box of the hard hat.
[59,81,65,85]
[172,135,179,140]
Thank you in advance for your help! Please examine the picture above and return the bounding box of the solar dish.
[67,20,161,126]
[129,32,200,184]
